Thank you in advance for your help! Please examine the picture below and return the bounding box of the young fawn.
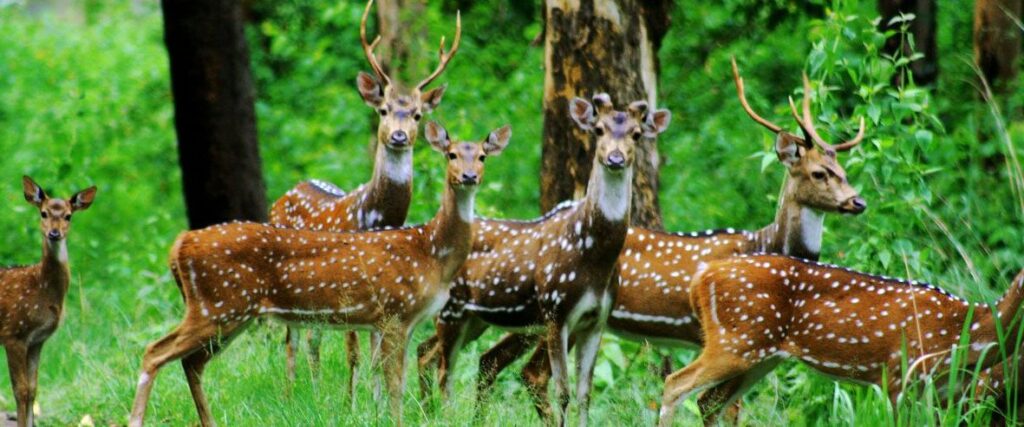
[419,94,671,427]
[658,254,1024,426]
[270,0,459,390]
[0,177,95,427]
[129,121,509,427]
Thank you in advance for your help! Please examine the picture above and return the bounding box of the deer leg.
[546,325,571,427]
[475,333,533,407]
[284,327,297,384]
[307,328,323,383]
[344,330,359,399]
[182,343,223,427]
[379,329,410,427]
[23,343,43,427]
[574,325,603,427]
[521,340,553,422]
[696,357,780,426]
[5,342,32,427]
[416,332,441,399]
[438,318,486,400]
[129,318,229,427]
[658,352,750,427]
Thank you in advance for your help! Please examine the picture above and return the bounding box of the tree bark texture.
[878,0,938,86]
[974,0,1022,93]
[162,0,268,229]
[540,0,671,230]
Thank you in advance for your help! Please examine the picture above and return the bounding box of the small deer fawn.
[658,254,1024,426]
[0,176,95,427]
[270,0,460,392]
[419,94,671,427]
[128,121,509,427]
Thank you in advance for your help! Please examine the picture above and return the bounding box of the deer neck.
[585,162,632,225]
[427,183,475,278]
[755,178,823,261]
[370,143,413,191]
[40,237,70,298]
[360,144,414,228]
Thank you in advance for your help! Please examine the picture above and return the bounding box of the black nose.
[607,150,626,169]
[47,230,61,240]
[843,197,867,214]
[390,130,409,146]
[461,172,478,184]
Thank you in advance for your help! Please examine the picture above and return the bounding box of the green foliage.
[0,0,1022,425]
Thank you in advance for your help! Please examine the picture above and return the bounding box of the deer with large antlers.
[128,121,509,427]
[417,94,671,427]
[658,254,1024,426]
[0,177,95,427]
[416,59,867,422]
[270,0,460,393]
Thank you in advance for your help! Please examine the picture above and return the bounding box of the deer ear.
[70,186,97,212]
[484,125,511,156]
[643,109,672,138]
[357,71,385,108]
[424,121,450,153]
[420,84,447,113]
[22,176,46,207]
[569,97,596,130]
[775,133,806,168]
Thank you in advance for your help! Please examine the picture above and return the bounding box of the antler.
[788,74,866,153]
[360,0,391,87]
[731,57,782,134]
[416,10,462,91]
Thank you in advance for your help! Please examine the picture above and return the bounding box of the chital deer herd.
[2,1,1021,426]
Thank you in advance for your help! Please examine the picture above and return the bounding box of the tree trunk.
[878,0,938,87]
[540,0,671,230]
[974,0,1022,93]
[161,0,268,229]
[376,0,428,82]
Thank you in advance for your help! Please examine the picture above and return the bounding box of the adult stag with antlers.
[659,254,1024,426]
[0,177,95,427]
[269,0,461,393]
[129,121,508,427]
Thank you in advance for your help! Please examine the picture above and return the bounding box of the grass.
[0,0,1023,426]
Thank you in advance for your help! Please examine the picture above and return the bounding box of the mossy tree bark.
[161,0,268,229]
[974,0,1022,94]
[540,0,671,230]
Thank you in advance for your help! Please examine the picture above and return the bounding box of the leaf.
[867,103,881,124]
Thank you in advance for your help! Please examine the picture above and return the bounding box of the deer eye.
[478,155,486,162]
[631,132,642,141]
[447,152,457,160]
[40,211,48,219]
[594,127,605,136]
[414,113,422,121]
[811,171,827,181]
[378,108,388,116]
[64,214,72,221]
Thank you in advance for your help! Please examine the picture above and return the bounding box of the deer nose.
[843,197,867,214]
[47,230,61,240]
[389,130,409,146]
[460,171,478,185]
[606,150,626,169]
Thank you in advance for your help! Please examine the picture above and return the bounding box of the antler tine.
[833,117,866,152]
[731,56,782,134]
[416,10,462,91]
[797,73,832,152]
[360,0,391,86]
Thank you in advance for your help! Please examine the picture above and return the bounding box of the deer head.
[357,0,460,152]
[732,58,867,215]
[22,176,96,242]
[424,121,510,188]
[569,93,671,174]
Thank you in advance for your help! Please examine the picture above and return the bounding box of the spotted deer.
[658,254,1024,426]
[270,0,460,392]
[128,121,509,427]
[417,59,867,421]
[0,177,95,427]
[418,94,671,427]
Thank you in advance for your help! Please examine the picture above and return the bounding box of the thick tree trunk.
[376,0,428,82]
[162,0,268,229]
[974,0,1022,93]
[878,0,938,86]
[540,0,671,230]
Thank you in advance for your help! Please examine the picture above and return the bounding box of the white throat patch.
[595,167,630,221]
[456,188,477,223]
[798,207,824,255]
[383,149,413,183]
